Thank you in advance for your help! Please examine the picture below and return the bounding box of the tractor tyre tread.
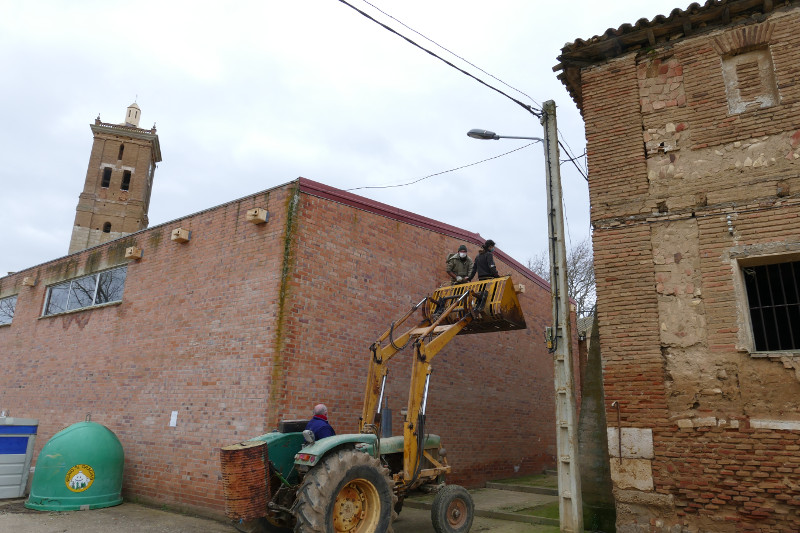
[431,484,474,533]
[292,448,397,533]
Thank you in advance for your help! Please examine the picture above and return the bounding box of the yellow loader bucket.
[427,276,526,334]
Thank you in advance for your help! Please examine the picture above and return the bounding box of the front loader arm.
[358,276,526,488]
[402,291,477,483]
[359,298,430,434]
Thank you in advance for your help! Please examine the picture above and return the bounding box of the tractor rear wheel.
[431,484,474,533]
[292,448,397,532]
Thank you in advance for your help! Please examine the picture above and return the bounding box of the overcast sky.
[0,0,690,277]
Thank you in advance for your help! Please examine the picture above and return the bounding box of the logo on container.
[65,464,95,492]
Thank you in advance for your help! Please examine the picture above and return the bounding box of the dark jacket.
[468,250,499,281]
[306,415,336,440]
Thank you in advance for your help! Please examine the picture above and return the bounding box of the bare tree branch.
[527,236,596,318]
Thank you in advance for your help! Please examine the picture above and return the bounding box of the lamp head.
[467,129,499,140]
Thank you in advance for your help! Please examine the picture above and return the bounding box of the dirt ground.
[0,499,558,532]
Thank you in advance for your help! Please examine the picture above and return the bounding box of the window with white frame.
[0,295,17,325]
[742,259,800,352]
[43,266,127,316]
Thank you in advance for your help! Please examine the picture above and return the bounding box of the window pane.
[68,275,98,310]
[95,267,127,304]
[46,283,70,315]
[0,295,17,325]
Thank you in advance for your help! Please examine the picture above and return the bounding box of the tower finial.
[125,101,141,128]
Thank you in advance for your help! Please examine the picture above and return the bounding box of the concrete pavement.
[0,476,562,532]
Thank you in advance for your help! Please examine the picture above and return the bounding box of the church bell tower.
[68,103,162,254]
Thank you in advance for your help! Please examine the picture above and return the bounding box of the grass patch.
[517,502,560,519]
[492,474,558,488]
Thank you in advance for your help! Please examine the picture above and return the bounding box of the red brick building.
[0,177,564,516]
[557,1,800,531]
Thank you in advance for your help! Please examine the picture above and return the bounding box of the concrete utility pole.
[468,100,583,531]
[542,99,583,533]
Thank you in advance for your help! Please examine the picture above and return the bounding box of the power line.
[358,0,543,110]
[360,0,589,180]
[335,0,541,118]
[561,151,586,164]
[557,140,588,181]
[345,142,538,191]
[339,0,590,183]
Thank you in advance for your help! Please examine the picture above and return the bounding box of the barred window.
[743,260,800,351]
[0,295,17,326]
[43,266,127,316]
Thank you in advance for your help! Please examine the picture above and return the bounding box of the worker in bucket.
[467,239,500,281]
[446,244,473,285]
[305,404,336,440]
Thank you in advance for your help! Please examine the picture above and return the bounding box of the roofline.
[297,178,551,291]
[555,0,800,112]
[3,177,552,294]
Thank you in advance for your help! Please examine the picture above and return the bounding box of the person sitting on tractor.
[446,244,473,285]
[305,404,336,440]
[467,239,500,281]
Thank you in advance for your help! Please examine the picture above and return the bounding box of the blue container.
[0,416,38,499]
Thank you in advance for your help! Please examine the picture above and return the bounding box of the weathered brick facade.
[0,178,564,517]
[558,2,800,531]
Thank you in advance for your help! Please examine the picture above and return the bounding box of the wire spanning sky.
[0,0,688,277]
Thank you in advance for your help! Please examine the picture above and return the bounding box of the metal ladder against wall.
[554,326,582,533]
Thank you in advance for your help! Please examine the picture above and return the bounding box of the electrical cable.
[335,0,541,118]
[359,0,592,177]
[341,0,590,184]
[345,142,537,191]
[358,0,542,110]
[558,140,588,181]
[561,150,587,164]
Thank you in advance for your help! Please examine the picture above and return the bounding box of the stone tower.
[68,103,162,254]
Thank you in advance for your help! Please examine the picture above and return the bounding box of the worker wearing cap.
[467,239,500,281]
[446,244,473,285]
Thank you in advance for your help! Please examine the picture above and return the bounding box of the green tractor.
[221,277,526,532]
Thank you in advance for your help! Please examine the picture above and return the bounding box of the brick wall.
[277,189,561,487]
[0,178,561,516]
[578,6,800,532]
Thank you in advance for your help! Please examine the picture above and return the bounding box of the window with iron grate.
[743,260,800,351]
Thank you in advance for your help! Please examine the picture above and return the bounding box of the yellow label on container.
[65,464,95,493]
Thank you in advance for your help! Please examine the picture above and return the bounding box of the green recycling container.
[25,420,124,511]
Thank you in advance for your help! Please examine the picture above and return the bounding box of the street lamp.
[467,100,583,533]
[466,128,543,142]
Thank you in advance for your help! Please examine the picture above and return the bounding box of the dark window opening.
[121,170,131,191]
[118,144,124,160]
[102,222,111,233]
[743,260,800,351]
[101,167,112,188]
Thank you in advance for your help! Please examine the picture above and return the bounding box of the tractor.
[220,276,526,532]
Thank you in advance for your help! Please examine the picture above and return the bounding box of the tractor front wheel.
[292,448,397,532]
[431,484,474,533]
